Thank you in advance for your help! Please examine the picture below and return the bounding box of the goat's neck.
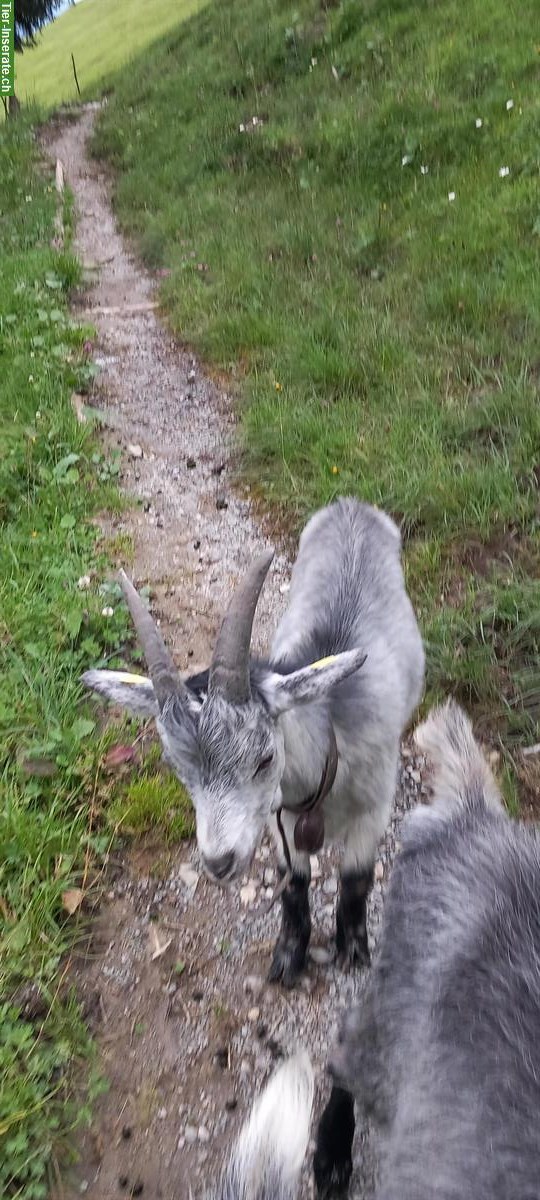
[278,702,332,810]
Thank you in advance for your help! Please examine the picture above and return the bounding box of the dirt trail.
[42,105,424,1200]
[45,103,290,671]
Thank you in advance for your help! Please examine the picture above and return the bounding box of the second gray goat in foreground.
[315,700,540,1199]
[83,497,424,984]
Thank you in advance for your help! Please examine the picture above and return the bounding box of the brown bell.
[294,809,325,854]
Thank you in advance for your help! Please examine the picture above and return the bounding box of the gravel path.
[42,105,425,1200]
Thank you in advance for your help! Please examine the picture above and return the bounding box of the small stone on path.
[310,946,333,965]
[240,881,257,906]
[244,974,264,998]
[178,864,199,890]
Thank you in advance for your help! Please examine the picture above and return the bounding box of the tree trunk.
[8,94,21,118]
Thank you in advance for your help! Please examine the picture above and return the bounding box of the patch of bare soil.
[516,755,540,821]
[42,105,424,1200]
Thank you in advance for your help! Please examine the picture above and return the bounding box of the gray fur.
[330,700,540,1200]
[83,498,424,886]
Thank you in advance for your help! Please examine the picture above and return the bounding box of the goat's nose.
[204,851,235,881]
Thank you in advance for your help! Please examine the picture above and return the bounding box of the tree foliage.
[14,0,64,52]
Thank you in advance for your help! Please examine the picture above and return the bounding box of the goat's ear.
[82,670,159,717]
[260,649,366,716]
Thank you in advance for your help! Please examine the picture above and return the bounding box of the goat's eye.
[254,754,274,777]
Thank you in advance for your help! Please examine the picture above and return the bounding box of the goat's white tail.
[414,699,502,815]
[216,1051,314,1200]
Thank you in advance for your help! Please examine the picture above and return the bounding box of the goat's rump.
[374,807,540,1199]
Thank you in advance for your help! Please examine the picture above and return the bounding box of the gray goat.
[83,498,424,985]
[314,700,540,1199]
[212,1050,313,1200]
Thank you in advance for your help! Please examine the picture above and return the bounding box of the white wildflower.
[78,575,91,590]
[475,117,483,129]
[25,195,32,202]
[101,605,114,618]
[420,164,429,175]
[401,154,412,167]
[239,123,245,133]
[448,191,456,202]
[498,166,510,178]
[506,98,514,111]
[311,56,317,67]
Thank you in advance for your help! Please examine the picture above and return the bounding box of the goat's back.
[270,499,424,725]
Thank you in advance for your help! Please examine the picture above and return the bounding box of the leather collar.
[281,724,338,856]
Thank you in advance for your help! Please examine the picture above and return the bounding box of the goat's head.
[83,555,365,883]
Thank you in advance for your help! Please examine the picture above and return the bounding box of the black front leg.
[268,870,311,988]
[336,868,373,969]
[314,1085,355,1198]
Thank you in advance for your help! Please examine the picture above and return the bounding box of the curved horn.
[209,551,274,703]
[118,570,185,709]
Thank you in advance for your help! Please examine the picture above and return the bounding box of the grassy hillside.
[15,0,206,111]
[93,0,540,760]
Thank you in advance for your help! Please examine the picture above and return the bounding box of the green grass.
[102,739,194,842]
[14,0,206,111]
[92,0,540,750]
[0,118,192,1196]
[108,767,194,842]
[0,115,112,1198]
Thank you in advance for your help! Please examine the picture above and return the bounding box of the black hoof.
[314,1086,355,1199]
[335,929,370,972]
[267,936,307,988]
[314,1149,353,1199]
[268,871,310,988]
[336,868,373,971]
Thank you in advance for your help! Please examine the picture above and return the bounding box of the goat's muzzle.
[202,850,237,884]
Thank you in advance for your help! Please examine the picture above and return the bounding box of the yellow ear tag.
[114,672,152,686]
[308,656,337,671]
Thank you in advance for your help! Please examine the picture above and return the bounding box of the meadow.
[91,0,540,756]
[14,0,206,111]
